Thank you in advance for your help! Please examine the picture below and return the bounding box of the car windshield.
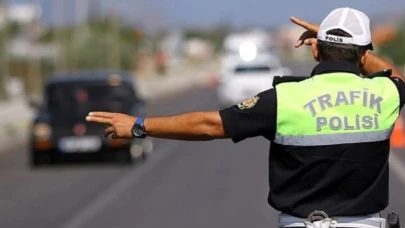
[46,82,136,115]
[234,66,271,74]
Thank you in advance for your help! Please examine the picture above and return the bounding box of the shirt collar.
[310,60,361,77]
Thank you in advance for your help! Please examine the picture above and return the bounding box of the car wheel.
[142,152,149,161]
[30,152,52,167]
[114,150,133,165]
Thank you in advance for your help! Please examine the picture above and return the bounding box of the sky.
[8,0,405,29]
[151,0,405,28]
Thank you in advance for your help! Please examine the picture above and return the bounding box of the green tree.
[379,20,405,66]
[0,19,23,100]
[42,16,143,72]
[184,24,230,52]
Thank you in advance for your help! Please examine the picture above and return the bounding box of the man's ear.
[360,50,369,66]
[312,41,320,62]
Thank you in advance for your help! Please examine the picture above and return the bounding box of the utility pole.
[108,0,120,70]
[27,0,42,97]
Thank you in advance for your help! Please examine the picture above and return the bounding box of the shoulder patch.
[237,96,260,110]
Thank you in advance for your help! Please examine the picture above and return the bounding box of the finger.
[290,16,319,32]
[295,40,303,48]
[304,38,317,46]
[104,126,115,138]
[295,31,313,48]
[290,16,312,29]
[88,112,115,118]
[86,116,113,125]
[111,133,119,140]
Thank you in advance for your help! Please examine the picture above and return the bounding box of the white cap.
[317,7,373,50]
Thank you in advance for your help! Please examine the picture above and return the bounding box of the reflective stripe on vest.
[275,73,400,146]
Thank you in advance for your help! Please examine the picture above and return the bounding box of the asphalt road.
[1,62,405,228]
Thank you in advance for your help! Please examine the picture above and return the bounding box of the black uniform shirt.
[219,60,405,217]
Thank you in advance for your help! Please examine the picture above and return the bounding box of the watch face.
[132,126,144,137]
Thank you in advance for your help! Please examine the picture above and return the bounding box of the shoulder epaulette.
[272,75,310,87]
[364,69,392,79]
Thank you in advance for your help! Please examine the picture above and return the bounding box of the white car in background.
[217,52,292,108]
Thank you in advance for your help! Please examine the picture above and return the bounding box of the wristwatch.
[131,117,147,138]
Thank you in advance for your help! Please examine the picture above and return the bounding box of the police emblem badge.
[237,96,260,110]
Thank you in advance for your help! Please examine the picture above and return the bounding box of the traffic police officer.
[86,7,405,227]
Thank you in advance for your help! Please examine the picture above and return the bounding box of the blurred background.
[1,0,405,228]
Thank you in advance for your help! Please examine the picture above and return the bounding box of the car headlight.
[33,123,52,139]
[239,42,257,62]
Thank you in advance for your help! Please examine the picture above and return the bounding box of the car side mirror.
[129,99,147,116]
[139,99,145,105]
[28,98,42,110]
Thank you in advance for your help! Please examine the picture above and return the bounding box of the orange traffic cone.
[390,114,405,149]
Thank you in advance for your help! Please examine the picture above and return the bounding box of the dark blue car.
[29,70,153,167]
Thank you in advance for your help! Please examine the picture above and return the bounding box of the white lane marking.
[389,151,405,185]
[59,140,184,228]
[60,89,215,228]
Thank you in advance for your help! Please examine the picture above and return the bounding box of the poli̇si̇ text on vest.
[303,89,382,131]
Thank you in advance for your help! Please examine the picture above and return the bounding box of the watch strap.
[135,117,145,126]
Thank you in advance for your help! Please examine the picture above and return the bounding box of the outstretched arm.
[86,89,277,142]
[143,111,227,140]
[360,51,405,82]
[86,111,228,141]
